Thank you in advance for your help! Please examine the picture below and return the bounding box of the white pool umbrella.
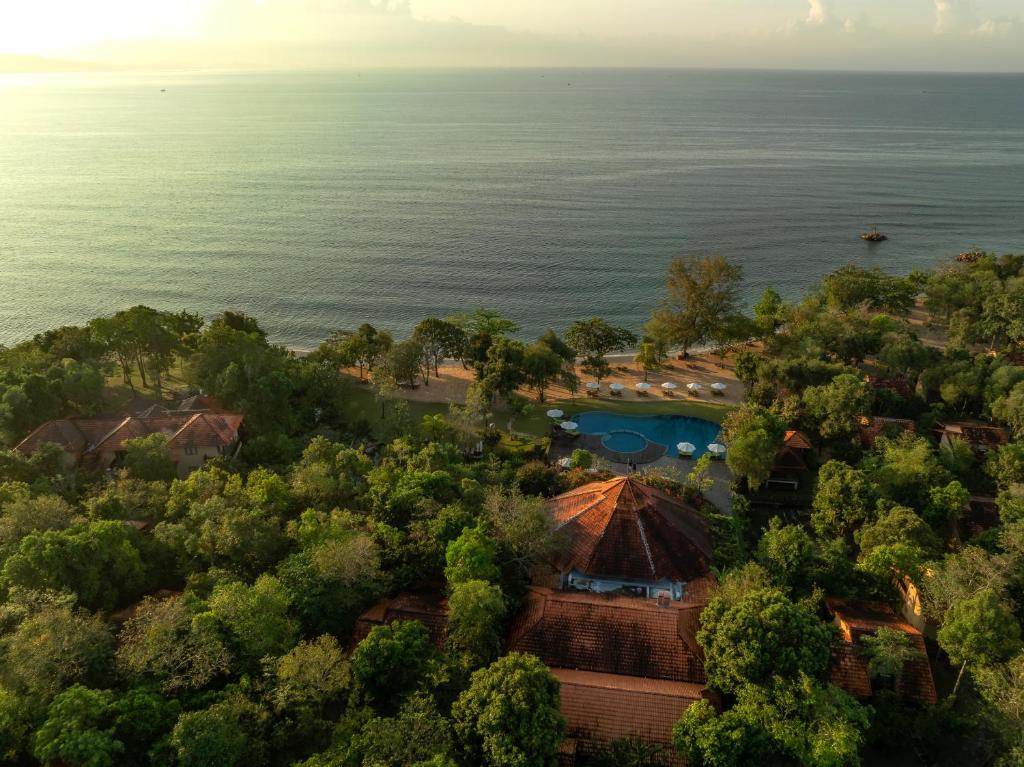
[677,442,696,455]
[710,382,727,392]
[635,382,652,391]
[661,381,678,390]
[557,457,572,468]
[708,443,727,456]
[687,382,703,392]
[609,383,625,392]
[586,382,601,390]
[546,409,564,419]
[560,421,579,431]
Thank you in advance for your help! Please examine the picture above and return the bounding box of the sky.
[1,0,1022,72]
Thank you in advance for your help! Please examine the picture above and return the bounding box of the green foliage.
[208,575,298,667]
[802,373,870,442]
[445,526,500,587]
[269,634,349,713]
[860,627,917,680]
[755,518,815,594]
[170,695,267,767]
[722,404,785,489]
[446,579,507,670]
[116,595,232,693]
[811,461,878,540]
[1,520,147,611]
[452,652,564,767]
[348,692,454,767]
[350,620,440,712]
[648,254,744,357]
[674,675,870,767]
[698,580,833,694]
[33,685,122,767]
[938,589,1022,668]
[565,318,637,360]
[522,342,565,403]
[571,448,593,470]
[123,432,177,482]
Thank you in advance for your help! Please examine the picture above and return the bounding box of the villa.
[15,411,243,478]
[827,598,938,704]
[509,476,716,763]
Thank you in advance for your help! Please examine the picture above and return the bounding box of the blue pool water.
[576,412,722,458]
[602,431,649,454]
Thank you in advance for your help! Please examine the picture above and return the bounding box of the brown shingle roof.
[16,413,242,456]
[508,586,707,684]
[826,598,937,704]
[784,430,813,450]
[553,668,702,765]
[859,417,916,449]
[352,592,449,648]
[546,477,712,583]
[942,422,1011,449]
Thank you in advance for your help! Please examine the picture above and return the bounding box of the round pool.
[601,430,649,454]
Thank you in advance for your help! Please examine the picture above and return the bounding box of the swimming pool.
[575,411,722,458]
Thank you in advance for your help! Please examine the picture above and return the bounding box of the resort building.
[767,429,814,490]
[507,476,716,763]
[938,421,1011,457]
[859,416,916,449]
[543,476,713,601]
[351,592,448,648]
[15,412,243,478]
[826,598,938,704]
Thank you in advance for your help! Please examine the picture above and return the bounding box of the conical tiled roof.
[547,477,713,583]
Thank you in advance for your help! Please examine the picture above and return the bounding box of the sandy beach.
[342,345,750,407]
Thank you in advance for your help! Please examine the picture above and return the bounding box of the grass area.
[101,363,192,414]
[343,382,452,430]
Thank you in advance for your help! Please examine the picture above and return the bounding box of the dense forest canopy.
[1,252,1023,766]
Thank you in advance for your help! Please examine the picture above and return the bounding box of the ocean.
[1,68,1022,348]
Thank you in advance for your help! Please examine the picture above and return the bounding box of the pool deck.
[549,433,733,514]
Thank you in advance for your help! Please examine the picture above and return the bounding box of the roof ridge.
[90,415,135,452]
[168,412,205,445]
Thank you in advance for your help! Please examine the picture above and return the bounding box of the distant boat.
[160,88,166,93]
[861,226,887,242]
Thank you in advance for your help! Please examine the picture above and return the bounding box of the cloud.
[972,16,1021,36]
[806,0,829,25]
[933,0,977,34]
[342,0,411,16]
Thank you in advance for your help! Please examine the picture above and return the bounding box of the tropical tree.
[697,582,833,694]
[647,254,743,358]
[446,579,507,670]
[349,620,440,713]
[413,318,466,379]
[452,653,565,767]
[939,589,1022,697]
[565,318,636,362]
[721,404,785,489]
[522,342,564,403]
[634,342,661,382]
[860,626,917,682]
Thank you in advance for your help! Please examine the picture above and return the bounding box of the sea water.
[1,68,1022,347]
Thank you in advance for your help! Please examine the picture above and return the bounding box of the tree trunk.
[136,351,148,388]
[952,659,968,698]
[644,370,649,382]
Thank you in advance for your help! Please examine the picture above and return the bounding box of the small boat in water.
[861,227,887,242]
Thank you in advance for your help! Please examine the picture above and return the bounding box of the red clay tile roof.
[15,418,124,454]
[546,478,713,583]
[826,598,937,704]
[508,586,707,684]
[784,430,813,450]
[859,417,917,448]
[553,667,702,765]
[865,375,913,399]
[352,592,449,648]
[16,413,242,456]
[942,422,1011,449]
